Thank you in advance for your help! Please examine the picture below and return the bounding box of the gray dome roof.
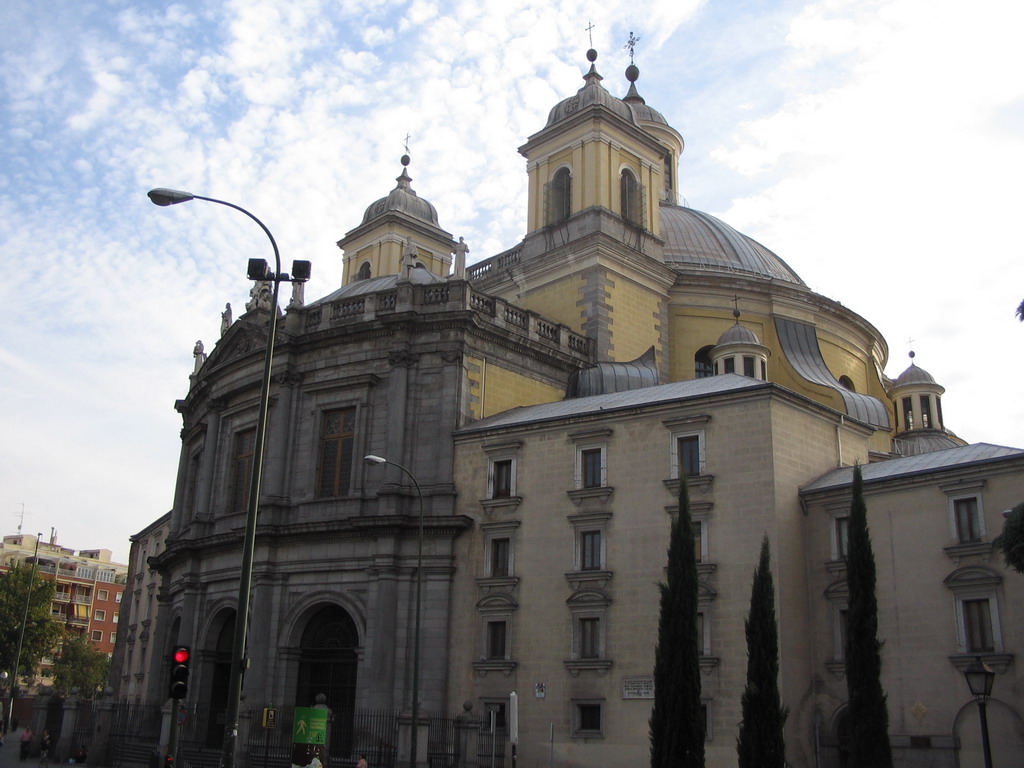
[716,323,761,347]
[546,67,636,128]
[623,80,668,126]
[894,361,937,387]
[660,204,806,285]
[893,430,962,456]
[361,168,440,227]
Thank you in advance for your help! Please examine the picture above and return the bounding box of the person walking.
[19,727,33,761]
[38,730,51,767]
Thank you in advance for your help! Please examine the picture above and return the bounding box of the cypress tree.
[737,537,787,768]
[845,464,893,767]
[650,473,704,768]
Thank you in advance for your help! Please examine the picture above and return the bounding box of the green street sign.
[292,707,328,745]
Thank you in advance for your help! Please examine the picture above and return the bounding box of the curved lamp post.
[963,656,995,768]
[364,455,424,768]
[148,189,309,768]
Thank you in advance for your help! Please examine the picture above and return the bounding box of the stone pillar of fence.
[158,699,173,757]
[455,702,482,768]
[89,688,117,768]
[57,690,81,763]
[397,710,428,768]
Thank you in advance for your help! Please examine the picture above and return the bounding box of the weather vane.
[586,21,596,48]
[624,31,641,65]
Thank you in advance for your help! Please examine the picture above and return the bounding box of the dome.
[894,361,937,387]
[660,204,806,285]
[622,68,668,126]
[361,167,440,227]
[716,323,761,347]
[546,59,636,129]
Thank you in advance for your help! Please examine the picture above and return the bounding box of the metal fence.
[108,703,163,768]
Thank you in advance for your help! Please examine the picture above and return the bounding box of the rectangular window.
[115,592,122,603]
[963,599,994,652]
[920,395,932,428]
[98,589,109,602]
[724,357,735,374]
[317,408,356,497]
[185,449,203,515]
[113,613,119,624]
[231,428,256,513]
[692,521,704,563]
[743,356,755,377]
[109,633,117,643]
[490,538,510,578]
[678,435,701,477]
[491,459,513,499]
[579,617,600,658]
[483,702,507,731]
[577,703,601,733]
[572,700,605,737]
[95,610,106,622]
[581,530,602,571]
[835,516,850,560]
[954,498,982,544]
[487,621,507,659]
[581,447,604,488]
[91,630,102,642]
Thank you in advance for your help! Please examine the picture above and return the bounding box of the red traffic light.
[173,647,190,664]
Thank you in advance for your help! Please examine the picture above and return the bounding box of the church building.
[129,48,1023,768]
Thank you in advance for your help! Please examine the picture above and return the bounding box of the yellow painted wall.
[604,273,662,361]
[479,361,565,418]
[517,276,587,334]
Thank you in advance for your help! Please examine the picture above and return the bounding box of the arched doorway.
[295,605,359,757]
[205,611,235,747]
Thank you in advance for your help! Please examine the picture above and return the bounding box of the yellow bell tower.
[487,50,683,371]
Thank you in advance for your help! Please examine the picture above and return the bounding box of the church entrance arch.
[205,610,235,747]
[295,604,359,757]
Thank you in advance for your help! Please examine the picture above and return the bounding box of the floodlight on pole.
[363,454,425,768]
[147,188,309,768]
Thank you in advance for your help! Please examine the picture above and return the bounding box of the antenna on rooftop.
[16,503,25,534]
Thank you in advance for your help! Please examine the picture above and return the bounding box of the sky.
[2,0,1023,563]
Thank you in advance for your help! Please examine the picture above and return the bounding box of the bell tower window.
[620,169,643,228]
[546,167,572,224]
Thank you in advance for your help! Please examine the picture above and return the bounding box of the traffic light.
[168,645,191,699]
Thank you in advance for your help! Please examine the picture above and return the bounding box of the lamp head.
[148,188,195,207]
[963,656,995,699]
[364,455,387,466]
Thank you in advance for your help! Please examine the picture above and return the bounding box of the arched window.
[547,167,571,224]
[695,346,714,379]
[357,262,371,281]
[620,168,642,227]
[838,376,855,392]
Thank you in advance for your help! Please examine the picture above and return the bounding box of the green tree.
[51,633,111,697]
[0,566,63,687]
[737,537,787,768]
[994,501,1024,574]
[650,474,704,768]
[845,465,893,767]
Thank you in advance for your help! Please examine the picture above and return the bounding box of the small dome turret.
[711,307,770,380]
[889,351,964,455]
[361,155,440,227]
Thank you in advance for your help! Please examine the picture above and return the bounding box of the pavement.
[0,729,60,768]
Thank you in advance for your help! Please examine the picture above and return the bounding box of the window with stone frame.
[945,564,1004,656]
[578,445,606,489]
[230,427,256,513]
[317,407,356,497]
[490,537,511,578]
[573,700,604,737]
[486,619,508,660]
[952,496,983,544]
[961,598,995,653]
[580,530,602,571]
[489,457,515,499]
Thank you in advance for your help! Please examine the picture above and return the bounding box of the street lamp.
[363,455,425,768]
[148,188,310,768]
[963,656,995,768]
